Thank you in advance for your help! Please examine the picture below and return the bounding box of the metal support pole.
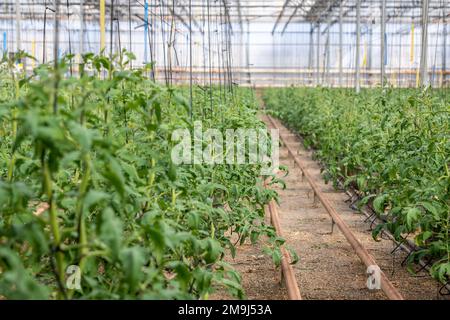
[79,0,84,55]
[308,24,314,85]
[246,19,251,85]
[128,0,132,67]
[326,16,331,87]
[443,23,447,87]
[420,0,430,86]
[43,8,48,63]
[355,0,361,93]
[339,2,343,87]
[144,0,148,63]
[110,0,115,56]
[15,0,21,52]
[53,0,60,114]
[189,0,193,118]
[368,22,373,84]
[316,23,320,86]
[53,0,59,63]
[381,0,386,86]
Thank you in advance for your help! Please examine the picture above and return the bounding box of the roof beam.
[272,0,292,34]
[235,0,243,31]
[281,0,310,35]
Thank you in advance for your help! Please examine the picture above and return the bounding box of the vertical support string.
[410,23,415,64]
[442,18,447,87]
[308,24,314,86]
[110,0,115,56]
[207,0,213,115]
[339,3,343,87]
[189,0,193,119]
[128,0,132,68]
[66,0,73,75]
[380,0,386,86]
[80,0,84,62]
[355,0,361,93]
[316,23,320,86]
[53,0,60,114]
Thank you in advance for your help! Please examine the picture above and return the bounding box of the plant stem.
[43,155,65,298]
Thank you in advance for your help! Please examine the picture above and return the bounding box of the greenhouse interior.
[0,0,449,302]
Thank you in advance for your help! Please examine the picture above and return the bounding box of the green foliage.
[0,50,281,299]
[263,86,450,284]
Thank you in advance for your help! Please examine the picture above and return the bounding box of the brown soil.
[210,234,288,300]
[261,115,443,300]
[214,96,444,300]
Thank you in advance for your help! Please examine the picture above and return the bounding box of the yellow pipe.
[412,23,421,87]
[391,70,397,87]
[416,67,420,88]
[100,0,105,52]
[362,41,367,68]
[31,39,36,69]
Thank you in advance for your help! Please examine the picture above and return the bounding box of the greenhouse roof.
[0,0,448,25]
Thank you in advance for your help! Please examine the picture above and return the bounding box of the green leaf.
[286,246,299,265]
[204,239,222,264]
[431,262,450,283]
[419,201,440,220]
[372,223,385,241]
[0,248,50,299]
[103,157,126,196]
[405,207,421,230]
[84,190,109,210]
[99,207,123,260]
[120,247,145,293]
[168,162,177,181]
[68,122,93,152]
[373,194,388,214]
[220,278,242,291]
[169,262,192,290]
[154,100,162,123]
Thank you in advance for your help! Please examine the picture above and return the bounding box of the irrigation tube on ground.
[264,180,302,300]
[267,115,404,301]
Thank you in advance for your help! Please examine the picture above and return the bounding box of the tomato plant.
[0,51,283,299]
[264,86,450,284]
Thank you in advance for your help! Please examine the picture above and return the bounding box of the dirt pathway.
[211,233,288,300]
[214,98,443,300]
[262,115,441,300]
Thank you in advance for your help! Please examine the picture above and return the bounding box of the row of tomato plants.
[0,51,282,299]
[263,87,450,284]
